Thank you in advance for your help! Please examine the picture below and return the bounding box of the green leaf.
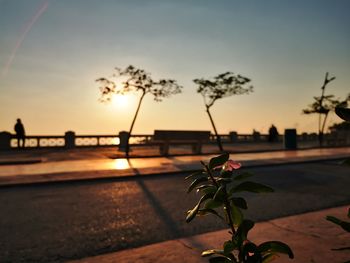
[186,193,212,223]
[201,249,225,257]
[196,185,216,194]
[202,185,218,195]
[230,202,243,226]
[230,181,274,194]
[231,197,248,210]
[258,241,294,259]
[326,216,350,232]
[196,184,211,190]
[223,240,235,254]
[234,172,254,181]
[198,208,224,220]
[217,178,232,184]
[262,253,279,263]
[205,199,224,209]
[185,170,206,180]
[236,219,255,245]
[187,177,208,193]
[214,185,225,201]
[209,153,229,170]
[335,107,350,122]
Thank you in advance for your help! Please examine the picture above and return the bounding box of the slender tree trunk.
[206,106,224,152]
[318,74,327,147]
[125,91,146,158]
[318,113,322,147]
[319,131,323,147]
[317,73,335,147]
[319,112,329,147]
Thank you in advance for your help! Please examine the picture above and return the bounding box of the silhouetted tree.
[302,72,350,147]
[194,72,253,152]
[329,121,350,132]
[97,65,182,157]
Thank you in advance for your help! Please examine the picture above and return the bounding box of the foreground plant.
[326,107,350,262]
[186,153,293,262]
[326,208,350,263]
[335,107,350,166]
[326,208,350,252]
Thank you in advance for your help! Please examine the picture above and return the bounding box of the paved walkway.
[69,205,350,263]
[1,146,349,262]
[0,141,320,163]
[0,147,349,186]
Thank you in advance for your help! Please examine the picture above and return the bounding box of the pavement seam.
[266,221,322,239]
[175,240,200,251]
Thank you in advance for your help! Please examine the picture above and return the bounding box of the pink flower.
[223,160,241,171]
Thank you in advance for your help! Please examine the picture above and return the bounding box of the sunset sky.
[1,0,349,135]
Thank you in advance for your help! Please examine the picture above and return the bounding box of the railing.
[9,133,271,148]
[11,135,66,148]
[1,131,348,150]
[9,135,118,148]
[8,134,154,149]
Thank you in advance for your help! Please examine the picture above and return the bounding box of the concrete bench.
[152,130,211,156]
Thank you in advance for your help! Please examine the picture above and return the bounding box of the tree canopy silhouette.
[194,72,253,152]
[97,65,182,157]
[302,72,350,146]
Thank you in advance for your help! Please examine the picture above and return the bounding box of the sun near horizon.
[0,0,349,136]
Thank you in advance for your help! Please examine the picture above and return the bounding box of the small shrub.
[186,153,294,262]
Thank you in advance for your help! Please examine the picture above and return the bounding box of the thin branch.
[201,93,209,108]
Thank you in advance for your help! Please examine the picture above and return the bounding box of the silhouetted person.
[252,129,260,141]
[268,124,279,142]
[14,118,25,148]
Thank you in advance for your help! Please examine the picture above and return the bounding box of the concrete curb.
[0,159,42,165]
[0,156,346,188]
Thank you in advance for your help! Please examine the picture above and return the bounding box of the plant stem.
[205,165,236,235]
[222,188,236,236]
[204,164,219,187]
[318,113,322,143]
